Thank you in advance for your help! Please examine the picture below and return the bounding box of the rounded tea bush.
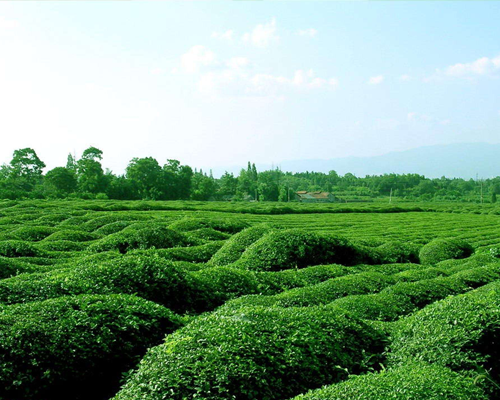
[11,226,56,242]
[0,254,201,313]
[0,294,182,400]
[0,256,42,279]
[43,229,100,242]
[292,362,487,400]
[209,224,274,266]
[113,306,386,400]
[236,229,362,271]
[168,217,249,234]
[419,238,474,265]
[0,240,45,258]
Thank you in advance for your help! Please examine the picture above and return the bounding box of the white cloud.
[0,16,19,29]
[211,30,234,41]
[226,57,250,69]
[298,28,318,38]
[242,18,279,48]
[407,111,450,125]
[429,54,500,80]
[368,75,384,85]
[399,74,411,81]
[180,45,217,73]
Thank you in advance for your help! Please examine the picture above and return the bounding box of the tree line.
[1,147,499,202]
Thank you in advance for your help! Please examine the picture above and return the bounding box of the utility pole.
[389,188,393,203]
[481,179,484,204]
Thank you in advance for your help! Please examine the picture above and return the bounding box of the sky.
[0,1,499,175]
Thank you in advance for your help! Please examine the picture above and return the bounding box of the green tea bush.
[113,306,386,400]
[0,257,43,279]
[142,240,225,263]
[36,240,88,252]
[209,224,274,266]
[381,276,468,308]
[393,266,449,282]
[94,220,133,235]
[292,362,487,400]
[0,254,201,313]
[185,227,231,242]
[0,294,182,400]
[44,229,100,242]
[328,292,414,321]
[87,226,193,253]
[372,241,421,264]
[0,240,45,258]
[419,238,474,265]
[236,229,362,271]
[168,217,249,234]
[256,264,349,294]
[11,226,56,241]
[273,272,395,308]
[389,281,500,394]
[191,266,260,309]
[34,213,69,226]
[82,214,146,231]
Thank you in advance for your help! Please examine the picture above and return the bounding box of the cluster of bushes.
[168,217,249,234]
[292,362,487,400]
[113,306,385,400]
[0,294,182,400]
[419,238,474,264]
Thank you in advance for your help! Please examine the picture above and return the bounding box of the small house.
[295,191,337,203]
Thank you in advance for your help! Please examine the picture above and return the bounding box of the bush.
[235,229,362,271]
[0,240,45,258]
[11,226,56,241]
[113,306,386,400]
[0,257,44,279]
[87,226,193,253]
[0,254,201,313]
[140,241,226,263]
[292,362,487,400]
[372,241,421,264]
[43,230,100,242]
[419,238,474,265]
[393,266,449,282]
[256,264,349,295]
[168,218,249,234]
[94,221,133,235]
[209,224,274,266]
[0,294,182,400]
[389,281,500,395]
[185,228,231,242]
[36,240,88,252]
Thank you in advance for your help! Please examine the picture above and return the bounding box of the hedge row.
[0,294,182,400]
[113,306,386,400]
[292,362,487,400]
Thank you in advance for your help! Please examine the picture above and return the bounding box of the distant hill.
[211,143,500,179]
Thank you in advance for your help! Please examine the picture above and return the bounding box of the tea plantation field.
[1,199,500,399]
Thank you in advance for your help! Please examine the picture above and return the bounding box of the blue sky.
[0,1,499,174]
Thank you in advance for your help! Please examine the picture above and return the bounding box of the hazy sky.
[0,2,499,174]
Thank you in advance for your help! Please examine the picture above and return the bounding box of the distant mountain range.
[210,143,500,179]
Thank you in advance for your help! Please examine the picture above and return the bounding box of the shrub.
[389,281,500,394]
[185,228,231,242]
[292,363,487,400]
[0,240,45,258]
[0,254,201,313]
[393,266,449,282]
[43,230,100,242]
[36,240,88,252]
[168,218,249,234]
[94,221,133,235]
[236,229,362,271]
[256,264,349,295]
[209,224,274,266]
[113,306,386,400]
[419,238,474,265]
[0,257,43,279]
[0,294,182,400]
[87,226,192,253]
[138,241,226,263]
[11,226,56,241]
[373,241,421,264]
[328,292,414,321]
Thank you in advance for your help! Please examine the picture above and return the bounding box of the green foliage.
[236,229,362,271]
[10,225,56,241]
[0,257,43,279]
[0,294,182,400]
[169,217,249,234]
[292,363,487,400]
[389,281,500,395]
[185,227,231,242]
[87,226,192,253]
[43,229,100,242]
[209,223,275,266]
[114,306,386,400]
[0,240,45,258]
[419,238,474,264]
[0,255,201,313]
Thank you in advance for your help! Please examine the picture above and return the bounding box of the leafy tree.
[76,147,106,194]
[44,167,77,196]
[126,157,163,200]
